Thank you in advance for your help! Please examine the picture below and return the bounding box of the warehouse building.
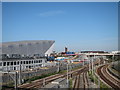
[0,40,55,71]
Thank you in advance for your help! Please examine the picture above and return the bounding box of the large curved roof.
[1,40,55,56]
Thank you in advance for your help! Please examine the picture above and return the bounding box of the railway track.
[18,74,62,88]
[83,72,89,89]
[18,66,88,89]
[18,60,99,89]
[73,69,89,89]
[73,59,101,89]
[97,64,120,89]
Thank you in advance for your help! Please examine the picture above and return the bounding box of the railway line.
[18,59,99,89]
[73,71,89,89]
[18,66,88,89]
[97,64,120,89]
[20,74,68,88]
[83,72,89,88]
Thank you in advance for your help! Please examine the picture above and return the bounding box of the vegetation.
[69,78,73,88]
[25,72,58,83]
[88,71,110,89]
[106,55,119,62]
[3,63,82,89]
[112,61,120,72]
[26,64,82,83]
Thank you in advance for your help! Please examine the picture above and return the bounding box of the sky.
[2,2,118,52]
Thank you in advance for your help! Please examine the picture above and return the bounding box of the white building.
[0,40,55,72]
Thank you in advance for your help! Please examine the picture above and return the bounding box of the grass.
[69,78,72,88]
[26,65,82,82]
[25,72,59,83]
[88,70,110,89]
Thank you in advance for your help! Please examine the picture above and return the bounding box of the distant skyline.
[2,2,118,52]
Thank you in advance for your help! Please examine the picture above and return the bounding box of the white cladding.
[1,40,55,57]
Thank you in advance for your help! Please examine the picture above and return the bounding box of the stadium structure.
[0,40,55,71]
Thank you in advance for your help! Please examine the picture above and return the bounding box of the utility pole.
[112,54,114,65]
[43,78,45,87]
[19,64,21,85]
[82,55,84,66]
[57,61,60,73]
[99,58,100,66]
[15,71,18,89]
[89,55,91,71]
[98,76,100,89]
[92,57,93,75]
[67,63,69,88]
[83,60,84,66]
[70,61,72,78]
[91,56,95,85]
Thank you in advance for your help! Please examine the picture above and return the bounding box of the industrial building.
[0,40,55,71]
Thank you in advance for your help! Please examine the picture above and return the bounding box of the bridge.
[64,53,120,56]
[83,53,120,56]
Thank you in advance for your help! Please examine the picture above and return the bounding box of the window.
[3,62,6,66]
[17,61,19,65]
[26,61,28,64]
[0,62,2,66]
[41,60,42,63]
[11,62,13,65]
[26,66,28,68]
[14,67,16,70]
[21,61,22,64]
[24,61,25,64]
[36,60,38,63]
[14,62,16,65]
[7,62,10,66]
[29,61,31,64]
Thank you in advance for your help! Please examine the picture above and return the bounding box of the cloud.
[39,10,65,17]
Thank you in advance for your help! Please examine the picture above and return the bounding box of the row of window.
[1,60,43,66]
[2,64,42,71]
[5,42,49,48]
